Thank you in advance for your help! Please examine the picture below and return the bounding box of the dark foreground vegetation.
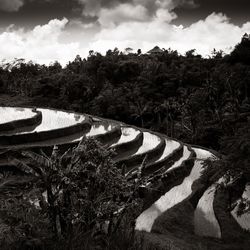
[0,138,145,249]
[0,34,250,249]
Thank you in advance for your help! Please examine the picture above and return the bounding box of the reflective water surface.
[18,108,85,134]
[0,107,35,124]
[155,138,180,163]
[86,123,116,137]
[132,132,161,156]
[111,127,140,147]
[166,146,191,172]
[194,183,222,238]
[71,122,117,142]
[136,148,212,232]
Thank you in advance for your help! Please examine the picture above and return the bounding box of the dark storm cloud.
[1,0,249,27]
[0,0,199,28]
[174,0,250,25]
[0,0,56,12]
[0,0,81,28]
[0,0,24,12]
[77,0,198,18]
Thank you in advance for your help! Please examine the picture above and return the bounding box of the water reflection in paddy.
[18,108,85,134]
[155,138,180,163]
[0,107,35,124]
[194,182,222,238]
[111,127,140,147]
[132,132,161,156]
[136,148,212,232]
[86,123,116,137]
[166,146,191,172]
[72,122,117,142]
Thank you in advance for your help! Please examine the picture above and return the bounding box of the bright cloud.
[71,0,250,57]
[0,18,80,66]
[91,12,250,56]
[0,10,250,65]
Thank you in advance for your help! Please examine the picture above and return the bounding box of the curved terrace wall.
[93,126,122,145]
[142,146,196,210]
[111,128,143,156]
[143,139,183,177]
[116,133,166,171]
[0,120,91,146]
[0,107,91,147]
[0,109,42,133]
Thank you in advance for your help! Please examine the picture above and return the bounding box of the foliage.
[0,138,144,249]
[1,34,250,249]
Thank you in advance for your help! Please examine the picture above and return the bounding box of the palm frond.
[21,151,52,170]
[10,158,38,176]
[39,149,50,161]
[0,175,35,194]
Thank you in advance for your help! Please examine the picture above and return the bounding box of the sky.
[0,0,250,65]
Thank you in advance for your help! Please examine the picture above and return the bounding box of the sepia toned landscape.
[0,1,250,249]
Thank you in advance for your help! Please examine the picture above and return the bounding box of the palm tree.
[2,138,144,247]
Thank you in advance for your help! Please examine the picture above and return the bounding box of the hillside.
[0,106,249,249]
[0,35,250,249]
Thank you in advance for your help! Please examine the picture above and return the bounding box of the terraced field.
[0,106,249,249]
[0,107,35,124]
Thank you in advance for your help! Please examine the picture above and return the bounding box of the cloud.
[77,0,192,29]
[0,0,56,12]
[0,0,24,12]
[91,12,250,56]
[77,0,197,20]
[73,0,248,58]
[0,11,250,65]
[0,18,81,65]
[77,0,132,17]
[98,4,150,27]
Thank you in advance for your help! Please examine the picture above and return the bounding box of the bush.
[0,138,144,249]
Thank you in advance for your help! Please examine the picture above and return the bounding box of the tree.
[211,49,224,59]
[124,47,134,55]
[185,49,196,58]
[229,33,250,65]
[1,138,144,249]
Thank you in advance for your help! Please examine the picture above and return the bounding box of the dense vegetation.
[1,34,250,157]
[0,138,144,249]
[0,35,250,148]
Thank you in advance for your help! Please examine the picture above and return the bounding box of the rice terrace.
[0,0,250,249]
[0,99,250,249]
